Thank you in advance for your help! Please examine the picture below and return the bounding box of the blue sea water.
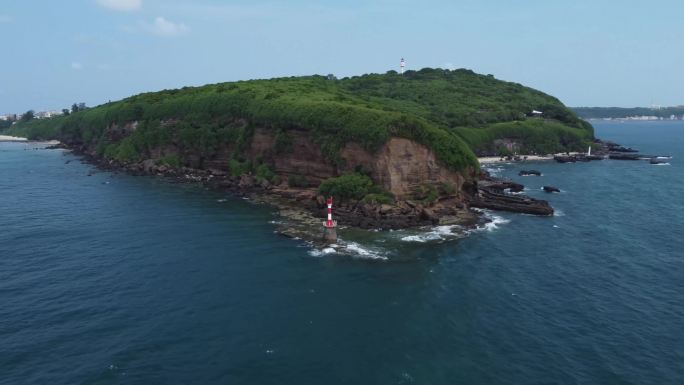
[1,121,683,384]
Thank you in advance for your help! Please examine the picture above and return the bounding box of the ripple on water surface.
[2,123,684,385]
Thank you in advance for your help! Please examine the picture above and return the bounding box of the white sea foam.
[653,163,671,166]
[481,215,510,232]
[469,210,510,233]
[308,247,337,257]
[484,167,504,175]
[217,198,227,203]
[343,242,388,260]
[554,209,565,217]
[400,225,461,243]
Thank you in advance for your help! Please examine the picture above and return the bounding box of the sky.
[1,0,683,113]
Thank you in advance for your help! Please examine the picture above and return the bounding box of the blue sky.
[1,0,682,113]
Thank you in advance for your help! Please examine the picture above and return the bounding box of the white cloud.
[144,17,189,37]
[71,62,84,70]
[96,0,141,12]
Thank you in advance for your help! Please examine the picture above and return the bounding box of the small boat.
[650,157,669,165]
[542,186,560,193]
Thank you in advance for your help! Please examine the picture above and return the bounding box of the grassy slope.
[8,68,593,171]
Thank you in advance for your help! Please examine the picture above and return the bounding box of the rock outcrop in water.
[470,174,554,216]
[519,170,542,176]
[543,186,561,193]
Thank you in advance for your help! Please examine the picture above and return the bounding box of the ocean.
[1,121,682,384]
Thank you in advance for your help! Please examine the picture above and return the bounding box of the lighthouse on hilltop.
[400,58,405,75]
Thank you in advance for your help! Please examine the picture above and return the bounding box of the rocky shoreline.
[53,142,559,242]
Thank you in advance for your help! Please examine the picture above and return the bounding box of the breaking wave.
[400,225,462,243]
[468,210,511,233]
[308,247,337,257]
[307,242,388,260]
[484,166,504,176]
[344,242,388,260]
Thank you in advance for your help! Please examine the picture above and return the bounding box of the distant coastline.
[573,106,684,121]
[585,117,683,122]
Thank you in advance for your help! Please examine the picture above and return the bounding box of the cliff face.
[340,138,468,199]
[82,124,470,202]
[176,127,470,200]
[247,128,335,181]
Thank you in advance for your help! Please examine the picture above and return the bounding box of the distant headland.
[573,106,684,121]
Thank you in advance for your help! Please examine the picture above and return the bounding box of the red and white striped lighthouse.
[325,197,335,228]
[400,58,405,75]
[322,196,337,242]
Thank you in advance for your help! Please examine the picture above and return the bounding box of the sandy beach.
[478,152,589,165]
[0,135,28,142]
[478,155,554,165]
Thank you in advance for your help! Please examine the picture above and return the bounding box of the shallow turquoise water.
[1,121,683,384]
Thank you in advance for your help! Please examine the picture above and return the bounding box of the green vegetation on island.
[7,68,593,175]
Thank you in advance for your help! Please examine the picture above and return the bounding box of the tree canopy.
[8,68,593,171]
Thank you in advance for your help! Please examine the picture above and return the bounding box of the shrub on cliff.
[102,138,140,162]
[255,164,275,182]
[318,174,373,202]
[318,173,393,204]
[229,159,252,177]
[157,155,182,168]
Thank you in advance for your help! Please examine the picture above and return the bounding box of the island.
[6,68,595,235]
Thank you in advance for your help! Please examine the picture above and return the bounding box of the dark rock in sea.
[519,170,541,176]
[609,153,641,160]
[470,187,554,216]
[554,155,576,163]
[609,145,639,153]
[543,186,560,193]
[488,180,525,193]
